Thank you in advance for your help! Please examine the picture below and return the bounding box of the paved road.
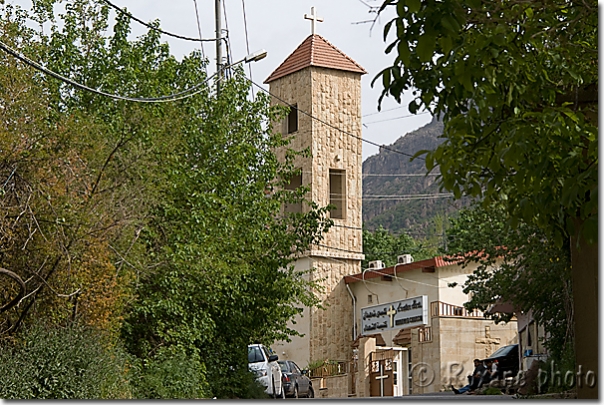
[327,392,517,400]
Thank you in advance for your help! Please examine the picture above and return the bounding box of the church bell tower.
[266,7,366,366]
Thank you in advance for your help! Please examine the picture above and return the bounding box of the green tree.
[375,0,597,396]
[444,203,573,365]
[0,0,331,398]
[0,324,131,399]
[362,226,435,268]
[121,73,331,398]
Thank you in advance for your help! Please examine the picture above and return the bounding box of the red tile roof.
[264,34,366,83]
[344,255,463,284]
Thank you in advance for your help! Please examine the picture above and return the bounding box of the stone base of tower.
[272,256,360,373]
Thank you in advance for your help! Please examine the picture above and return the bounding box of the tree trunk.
[570,218,598,399]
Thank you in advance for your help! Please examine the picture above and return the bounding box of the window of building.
[329,169,346,219]
[283,172,302,214]
[287,104,298,134]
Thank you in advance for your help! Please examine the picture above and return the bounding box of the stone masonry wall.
[311,374,349,398]
[269,65,364,374]
[309,258,356,364]
[309,67,363,255]
[438,317,518,390]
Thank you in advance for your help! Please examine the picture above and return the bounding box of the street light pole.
[212,50,267,95]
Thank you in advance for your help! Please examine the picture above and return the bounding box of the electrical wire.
[241,0,254,97]
[222,0,234,78]
[331,223,363,230]
[362,105,405,117]
[298,170,439,177]
[100,0,218,42]
[192,0,208,74]
[363,173,439,177]
[392,263,410,298]
[327,195,452,200]
[244,77,425,160]
[324,191,452,199]
[306,246,454,295]
[349,269,447,289]
[0,40,212,103]
[362,194,454,201]
[362,267,380,303]
[316,243,363,255]
[364,111,431,126]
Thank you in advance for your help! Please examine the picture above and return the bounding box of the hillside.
[362,116,466,238]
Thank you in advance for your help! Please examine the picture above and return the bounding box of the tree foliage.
[0,0,330,398]
[0,324,131,399]
[362,226,436,268]
[121,74,331,398]
[375,0,597,246]
[444,203,573,363]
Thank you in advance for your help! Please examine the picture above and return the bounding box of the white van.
[248,344,284,398]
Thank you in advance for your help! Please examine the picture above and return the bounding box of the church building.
[264,8,518,398]
[266,6,366,367]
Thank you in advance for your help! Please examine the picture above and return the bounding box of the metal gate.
[369,349,395,397]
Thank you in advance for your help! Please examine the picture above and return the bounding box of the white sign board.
[361,295,428,335]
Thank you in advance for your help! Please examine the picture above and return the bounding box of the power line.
[364,111,431,126]
[362,105,405,117]
[356,0,379,12]
[241,0,254,96]
[0,40,212,103]
[363,173,439,177]
[192,0,208,75]
[100,0,218,42]
[316,244,363,255]
[245,78,424,161]
[326,191,451,199]
[331,223,363,231]
[362,193,453,198]
[362,194,453,201]
[222,0,233,70]
[298,170,438,177]
[312,250,449,290]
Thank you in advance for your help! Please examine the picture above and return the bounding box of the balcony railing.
[418,326,432,342]
[430,301,484,318]
[308,360,348,378]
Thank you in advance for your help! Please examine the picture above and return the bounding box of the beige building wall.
[349,260,509,347]
[270,65,364,367]
[347,260,518,395]
[408,317,518,394]
[350,266,439,345]
[436,262,480,304]
[273,258,312,367]
[436,318,518,392]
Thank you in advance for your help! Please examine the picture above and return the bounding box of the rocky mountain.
[362,116,466,238]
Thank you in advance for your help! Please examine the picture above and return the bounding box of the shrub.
[483,387,503,395]
[0,324,131,399]
[128,347,210,399]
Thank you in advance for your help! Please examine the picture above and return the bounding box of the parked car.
[278,360,314,398]
[483,343,519,378]
[248,344,285,398]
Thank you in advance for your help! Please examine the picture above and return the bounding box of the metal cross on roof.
[304,6,323,35]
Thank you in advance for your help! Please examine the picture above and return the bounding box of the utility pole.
[215,0,222,94]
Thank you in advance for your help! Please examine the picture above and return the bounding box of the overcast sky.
[11,0,433,161]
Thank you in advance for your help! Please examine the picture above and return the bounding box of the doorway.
[370,347,408,397]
